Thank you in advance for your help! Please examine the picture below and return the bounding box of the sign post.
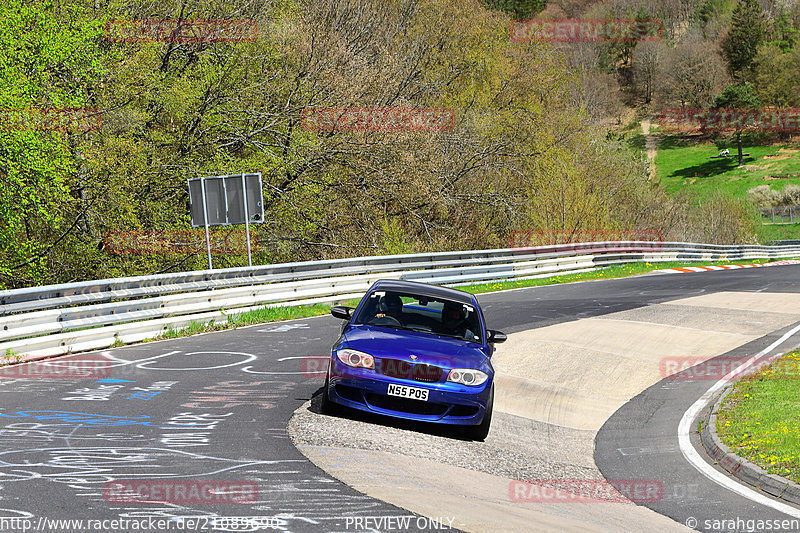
[241,175,252,266]
[200,177,213,269]
[188,173,264,270]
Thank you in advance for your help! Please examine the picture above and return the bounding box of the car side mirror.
[331,306,354,320]
[487,330,507,344]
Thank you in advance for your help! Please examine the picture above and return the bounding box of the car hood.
[341,325,490,369]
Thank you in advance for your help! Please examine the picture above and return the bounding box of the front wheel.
[465,385,493,441]
[319,369,339,415]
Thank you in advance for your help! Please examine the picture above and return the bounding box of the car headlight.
[447,368,488,386]
[336,349,375,370]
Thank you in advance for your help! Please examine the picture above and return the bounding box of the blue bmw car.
[321,279,506,440]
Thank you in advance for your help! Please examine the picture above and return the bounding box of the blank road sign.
[226,174,263,224]
[188,174,264,228]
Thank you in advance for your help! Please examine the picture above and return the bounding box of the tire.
[465,385,493,441]
[319,369,338,415]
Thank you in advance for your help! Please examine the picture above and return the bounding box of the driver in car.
[374,293,405,324]
[440,301,475,340]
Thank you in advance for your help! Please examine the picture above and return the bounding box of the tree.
[0,1,106,288]
[656,42,729,109]
[712,83,760,166]
[683,190,759,244]
[598,5,652,71]
[694,0,734,41]
[721,0,766,77]
[767,7,798,52]
[632,41,663,104]
[562,44,623,123]
[752,44,800,107]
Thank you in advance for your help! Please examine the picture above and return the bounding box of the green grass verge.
[757,222,800,243]
[454,257,798,294]
[145,300,363,343]
[142,256,798,342]
[716,351,800,484]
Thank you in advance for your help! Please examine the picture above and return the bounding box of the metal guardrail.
[2,241,799,360]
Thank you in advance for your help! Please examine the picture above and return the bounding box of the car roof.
[370,279,475,305]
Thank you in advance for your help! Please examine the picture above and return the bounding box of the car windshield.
[353,289,483,343]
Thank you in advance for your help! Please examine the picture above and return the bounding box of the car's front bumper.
[327,360,491,425]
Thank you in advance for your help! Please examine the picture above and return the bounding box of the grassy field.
[653,137,800,199]
[758,222,800,242]
[716,351,800,484]
[628,129,800,242]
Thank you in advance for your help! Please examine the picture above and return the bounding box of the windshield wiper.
[430,331,482,343]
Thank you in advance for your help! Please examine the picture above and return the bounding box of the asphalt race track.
[0,265,799,532]
[595,324,800,533]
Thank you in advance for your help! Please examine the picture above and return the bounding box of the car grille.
[379,359,443,383]
[365,393,448,416]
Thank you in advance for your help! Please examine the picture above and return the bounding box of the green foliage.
[753,44,800,107]
[380,218,414,255]
[481,0,545,19]
[757,222,800,243]
[768,8,798,53]
[721,0,766,77]
[597,6,652,70]
[161,320,214,339]
[711,83,761,166]
[696,0,734,26]
[712,82,760,109]
[226,301,359,328]
[654,139,800,243]
[0,1,106,287]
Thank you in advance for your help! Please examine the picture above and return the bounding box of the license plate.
[387,383,429,401]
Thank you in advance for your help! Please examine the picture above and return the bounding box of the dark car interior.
[354,290,482,343]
